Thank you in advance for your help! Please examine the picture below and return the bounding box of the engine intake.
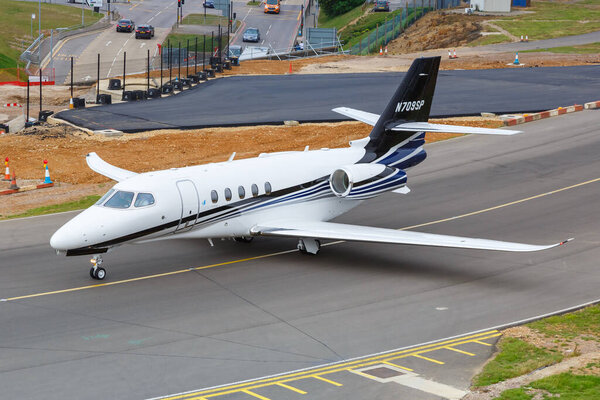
[329,164,407,199]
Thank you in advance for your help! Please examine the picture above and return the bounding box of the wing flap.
[86,152,137,182]
[251,221,570,252]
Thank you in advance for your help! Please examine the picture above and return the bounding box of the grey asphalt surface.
[56,65,600,132]
[1,110,599,399]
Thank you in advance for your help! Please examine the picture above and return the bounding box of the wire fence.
[349,0,463,55]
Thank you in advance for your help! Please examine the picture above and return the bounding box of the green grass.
[528,305,600,339]
[341,8,421,50]
[493,0,600,40]
[469,34,511,46]
[163,33,216,53]
[523,42,600,54]
[473,337,563,387]
[318,3,367,30]
[247,0,260,5]
[0,0,103,72]
[1,195,100,220]
[494,373,600,400]
[181,13,241,30]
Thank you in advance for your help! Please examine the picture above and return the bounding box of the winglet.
[86,152,137,182]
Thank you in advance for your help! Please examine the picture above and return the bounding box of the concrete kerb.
[502,103,589,126]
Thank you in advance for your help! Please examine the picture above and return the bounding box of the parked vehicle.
[264,0,281,14]
[203,0,215,8]
[116,19,135,32]
[242,27,260,42]
[135,24,154,39]
[373,0,390,11]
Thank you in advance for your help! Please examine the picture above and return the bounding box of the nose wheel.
[90,256,106,280]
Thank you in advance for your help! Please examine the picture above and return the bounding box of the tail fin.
[362,56,440,161]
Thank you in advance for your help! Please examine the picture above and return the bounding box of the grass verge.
[523,42,600,54]
[0,0,103,72]
[181,14,241,31]
[247,0,260,5]
[495,373,600,400]
[473,337,563,386]
[318,3,368,30]
[494,0,600,41]
[163,33,214,52]
[2,195,100,220]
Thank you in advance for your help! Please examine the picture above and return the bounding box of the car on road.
[116,19,135,32]
[203,0,214,8]
[264,0,281,14]
[228,45,243,58]
[373,0,390,11]
[242,27,260,42]
[135,24,155,39]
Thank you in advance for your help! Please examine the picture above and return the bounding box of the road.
[56,65,600,132]
[1,110,599,399]
[232,0,306,53]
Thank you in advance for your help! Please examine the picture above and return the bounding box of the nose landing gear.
[90,256,106,280]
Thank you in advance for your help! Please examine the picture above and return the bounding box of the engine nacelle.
[329,164,407,200]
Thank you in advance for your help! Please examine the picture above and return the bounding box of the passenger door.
[175,180,199,232]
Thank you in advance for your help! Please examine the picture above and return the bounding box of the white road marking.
[242,8,251,21]
[140,42,146,48]
[266,24,272,35]
[106,40,112,46]
[261,40,265,44]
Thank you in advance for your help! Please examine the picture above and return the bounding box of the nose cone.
[50,225,80,251]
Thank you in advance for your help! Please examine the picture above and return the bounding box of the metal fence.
[349,0,463,55]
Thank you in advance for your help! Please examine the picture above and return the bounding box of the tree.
[320,0,365,18]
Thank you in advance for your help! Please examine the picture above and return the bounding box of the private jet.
[50,57,571,280]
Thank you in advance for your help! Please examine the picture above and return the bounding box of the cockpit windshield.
[104,191,135,209]
[134,193,155,207]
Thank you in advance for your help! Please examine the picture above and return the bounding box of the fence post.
[97,53,100,101]
[123,51,126,95]
[147,48,150,93]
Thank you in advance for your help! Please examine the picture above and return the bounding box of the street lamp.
[31,13,35,38]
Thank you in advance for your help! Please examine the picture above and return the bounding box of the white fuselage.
[50,144,368,254]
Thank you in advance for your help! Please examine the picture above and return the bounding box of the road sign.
[88,0,103,8]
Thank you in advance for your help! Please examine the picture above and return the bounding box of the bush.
[320,0,365,18]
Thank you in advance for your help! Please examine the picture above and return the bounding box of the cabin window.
[264,182,272,195]
[224,188,232,201]
[134,193,155,207]
[104,191,134,209]
[238,186,245,199]
[95,189,115,206]
[251,183,259,197]
[211,190,218,203]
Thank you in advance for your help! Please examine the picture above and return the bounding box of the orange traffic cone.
[289,61,292,74]
[384,45,388,56]
[3,157,10,181]
[520,35,524,42]
[9,171,18,190]
[453,49,458,59]
[69,97,74,109]
[379,46,383,56]
[448,49,452,59]
[525,35,529,42]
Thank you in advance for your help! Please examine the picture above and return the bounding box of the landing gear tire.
[90,255,106,280]
[234,236,254,243]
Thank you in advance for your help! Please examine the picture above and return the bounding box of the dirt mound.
[387,12,490,54]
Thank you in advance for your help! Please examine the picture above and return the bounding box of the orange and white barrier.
[503,104,586,126]
[3,157,10,181]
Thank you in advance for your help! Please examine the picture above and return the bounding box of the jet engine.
[329,164,407,200]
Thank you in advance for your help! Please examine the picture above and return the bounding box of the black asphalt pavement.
[55,65,600,132]
[1,110,599,399]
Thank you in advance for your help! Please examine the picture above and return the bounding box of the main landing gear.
[89,255,106,280]
[233,236,254,243]
[297,238,321,255]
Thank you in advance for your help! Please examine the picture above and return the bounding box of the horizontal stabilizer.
[86,152,137,182]
[392,122,521,135]
[332,107,521,135]
[332,107,379,126]
[251,220,571,252]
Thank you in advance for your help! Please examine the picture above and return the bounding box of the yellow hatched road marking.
[276,382,306,394]
[242,389,271,400]
[412,354,445,365]
[444,346,475,356]
[383,361,413,371]
[312,375,343,387]
[474,340,493,346]
[159,331,501,399]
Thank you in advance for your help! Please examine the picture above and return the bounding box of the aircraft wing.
[86,152,137,182]
[332,107,521,135]
[251,220,571,252]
